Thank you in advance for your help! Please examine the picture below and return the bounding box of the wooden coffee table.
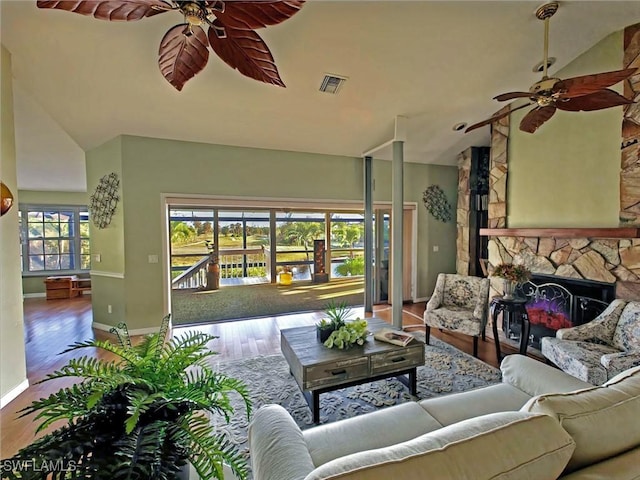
[280,318,425,423]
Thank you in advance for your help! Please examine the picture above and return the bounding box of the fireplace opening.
[503,274,616,349]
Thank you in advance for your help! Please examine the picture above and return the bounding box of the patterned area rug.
[210,335,501,474]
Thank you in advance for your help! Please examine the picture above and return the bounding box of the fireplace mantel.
[479,228,640,239]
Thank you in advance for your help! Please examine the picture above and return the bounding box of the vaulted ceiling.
[2,1,640,192]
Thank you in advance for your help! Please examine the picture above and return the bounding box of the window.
[19,205,90,274]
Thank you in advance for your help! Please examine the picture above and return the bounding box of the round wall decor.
[89,172,120,229]
[422,185,452,223]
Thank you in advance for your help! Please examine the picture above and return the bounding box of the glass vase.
[502,279,517,300]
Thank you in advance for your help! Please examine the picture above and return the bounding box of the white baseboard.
[92,322,158,336]
[1,379,29,409]
[23,293,46,299]
[413,296,429,303]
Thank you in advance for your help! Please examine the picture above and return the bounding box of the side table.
[489,296,531,364]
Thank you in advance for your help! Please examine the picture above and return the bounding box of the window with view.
[19,206,91,273]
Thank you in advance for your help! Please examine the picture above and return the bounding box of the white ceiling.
[2,0,640,192]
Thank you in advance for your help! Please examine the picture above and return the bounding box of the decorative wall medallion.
[423,185,452,223]
[89,173,120,229]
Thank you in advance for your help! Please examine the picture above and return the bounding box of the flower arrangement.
[491,263,531,283]
[324,319,369,349]
[316,300,352,342]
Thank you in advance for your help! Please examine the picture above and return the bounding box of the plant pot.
[278,271,293,286]
[207,262,220,290]
[180,462,237,480]
[317,326,334,343]
[502,279,517,299]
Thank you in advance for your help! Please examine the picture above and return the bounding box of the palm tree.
[170,221,196,245]
[282,221,323,262]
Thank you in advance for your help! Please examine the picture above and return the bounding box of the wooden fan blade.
[493,91,533,102]
[207,1,305,30]
[519,106,556,133]
[465,103,532,133]
[158,24,209,91]
[553,68,637,99]
[36,0,172,20]
[556,89,633,112]
[208,21,284,87]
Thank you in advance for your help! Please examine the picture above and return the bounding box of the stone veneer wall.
[620,23,640,225]
[488,107,509,229]
[456,148,472,275]
[489,236,640,294]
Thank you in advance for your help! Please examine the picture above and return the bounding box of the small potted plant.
[491,263,531,299]
[277,266,293,285]
[1,316,251,480]
[316,300,352,343]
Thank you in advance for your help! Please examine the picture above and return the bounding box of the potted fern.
[2,315,251,480]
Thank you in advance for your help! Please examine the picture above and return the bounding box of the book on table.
[373,328,416,347]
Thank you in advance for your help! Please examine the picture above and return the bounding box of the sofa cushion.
[303,402,442,467]
[303,412,575,480]
[500,354,593,396]
[248,404,317,480]
[419,383,531,426]
[559,446,640,480]
[522,365,640,473]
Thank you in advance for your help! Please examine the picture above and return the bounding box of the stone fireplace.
[488,233,640,300]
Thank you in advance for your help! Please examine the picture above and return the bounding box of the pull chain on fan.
[466,2,636,134]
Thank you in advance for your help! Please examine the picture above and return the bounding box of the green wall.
[20,190,88,295]
[87,135,457,330]
[85,137,126,326]
[1,45,27,404]
[508,30,624,227]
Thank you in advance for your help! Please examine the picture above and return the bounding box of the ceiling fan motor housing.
[530,77,562,105]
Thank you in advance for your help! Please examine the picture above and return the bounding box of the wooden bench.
[45,276,91,299]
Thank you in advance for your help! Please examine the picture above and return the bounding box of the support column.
[392,141,404,328]
[364,156,373,313]
[269,210,277,283]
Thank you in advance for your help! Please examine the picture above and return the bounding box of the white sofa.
[248,355,640,480]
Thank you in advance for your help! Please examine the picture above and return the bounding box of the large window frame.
[19,204,91,276]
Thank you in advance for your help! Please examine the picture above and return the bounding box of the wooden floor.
[0,296,523,459]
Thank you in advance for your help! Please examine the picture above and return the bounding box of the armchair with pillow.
[541,299,640,385]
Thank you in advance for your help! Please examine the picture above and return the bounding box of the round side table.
[489,296,531,364]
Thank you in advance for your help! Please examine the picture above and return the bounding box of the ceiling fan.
[36,1,305,91]
[465,2,637,134]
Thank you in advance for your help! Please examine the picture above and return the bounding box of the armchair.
[541,299,640,385]
[423,273,490,357]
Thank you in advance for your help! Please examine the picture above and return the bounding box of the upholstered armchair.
[423,273,490,357]
[541,299,640,385]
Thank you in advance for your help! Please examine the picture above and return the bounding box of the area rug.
[171,278,364,325]
[209,335,501,475]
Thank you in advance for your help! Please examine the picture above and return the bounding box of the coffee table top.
[280,317,421,367]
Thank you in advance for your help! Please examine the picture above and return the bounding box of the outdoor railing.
[172,255,209,289]
[171,248,267,289]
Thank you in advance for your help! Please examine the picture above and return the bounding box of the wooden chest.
[45,276,77,300]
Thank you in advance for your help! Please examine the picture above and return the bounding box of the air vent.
[319,74,348,94]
